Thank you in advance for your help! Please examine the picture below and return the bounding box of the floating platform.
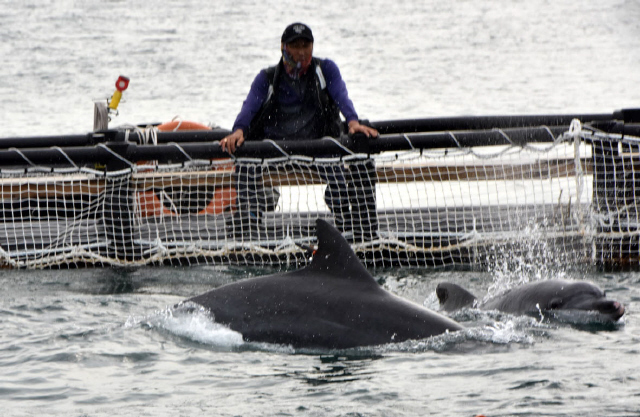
[0,109,639,269]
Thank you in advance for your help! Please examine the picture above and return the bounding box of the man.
[221,22,379,241]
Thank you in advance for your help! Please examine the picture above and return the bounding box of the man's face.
[285,38,313,63]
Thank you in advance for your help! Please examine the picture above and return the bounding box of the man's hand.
[348,120,379,138]
[220,129,244,154]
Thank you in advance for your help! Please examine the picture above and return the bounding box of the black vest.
[245,58,343,141]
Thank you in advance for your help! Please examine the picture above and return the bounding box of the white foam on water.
[133,303,244,348]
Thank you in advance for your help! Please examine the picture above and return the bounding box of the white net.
[1,124,639,269]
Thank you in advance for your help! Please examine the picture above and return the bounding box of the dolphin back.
[185,219,465,349]
[436,282,477,312]
[306,219,378,286]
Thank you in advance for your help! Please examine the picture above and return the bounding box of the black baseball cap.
[281,23,314,44]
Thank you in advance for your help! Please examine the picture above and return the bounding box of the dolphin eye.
[549,298,562,309]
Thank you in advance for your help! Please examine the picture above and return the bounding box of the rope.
[569,118,582,137]
[263,139,290,157]
[495,128,514,145]
[8,148,37,167]
[51,146,79,169]
[320,136,356,155]
[402,134,416,150]
[131,126,158,145]
[96,143,135,168]
[167,142,194,162]
[447,131,462,148]
[171,118,184,131]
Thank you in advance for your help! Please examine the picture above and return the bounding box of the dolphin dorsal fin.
[306,219,377,285]
[436,282,477,312]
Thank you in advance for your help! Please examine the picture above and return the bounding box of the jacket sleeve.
[321,59,359,123]
[231,70,270,132]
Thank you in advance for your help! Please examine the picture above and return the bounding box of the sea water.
[0,266,638,416]
[1,1,640,416]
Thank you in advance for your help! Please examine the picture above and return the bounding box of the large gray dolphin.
[436,280,625,322]
[185,219,463,349]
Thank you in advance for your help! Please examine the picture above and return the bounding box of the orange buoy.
[198,187,237,215]
[152,119,237,217]
[139,120,213,167]
[157,120,212,131]
[136,191,177,218]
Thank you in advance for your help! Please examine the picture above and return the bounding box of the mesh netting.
[1,124,639,269]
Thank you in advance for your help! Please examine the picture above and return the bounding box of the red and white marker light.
[108,75,130,110]
[115,75,130,92]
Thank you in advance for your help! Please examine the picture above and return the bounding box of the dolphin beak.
[611,301,625,321]
[596,300,625,321]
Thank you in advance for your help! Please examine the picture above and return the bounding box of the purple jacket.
[232,58,359,134]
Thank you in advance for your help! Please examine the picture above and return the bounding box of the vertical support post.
[99,135,144,263]
[348,157,378,243]
[102,173,142,262]
[94,102,109,132]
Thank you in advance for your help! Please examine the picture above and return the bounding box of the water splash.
[370,313,544,354]
[485,219,571,299]
[131,303,244,348]
[127,304,300,354]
